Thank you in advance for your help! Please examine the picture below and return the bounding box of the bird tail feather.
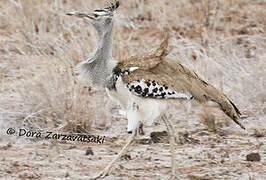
[205,85,245,130]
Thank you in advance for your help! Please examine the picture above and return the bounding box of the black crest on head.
[105,1,120,12]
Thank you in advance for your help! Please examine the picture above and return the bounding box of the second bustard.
[67,1,245,179]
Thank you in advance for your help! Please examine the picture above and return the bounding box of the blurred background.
[0,0,265,179]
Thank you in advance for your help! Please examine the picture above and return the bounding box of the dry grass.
[252,128,266,138]
[0,0,266,179]
[199,108,217,132]
[1,0,266,129]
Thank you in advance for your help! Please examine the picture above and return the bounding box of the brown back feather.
[117,31,244,129]
[120,59,245,129]
[117,31,169,71]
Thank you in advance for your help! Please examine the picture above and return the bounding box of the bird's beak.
[66,11,96,20]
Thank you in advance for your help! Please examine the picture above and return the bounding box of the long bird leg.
[92,128,137,179]
[161,114,177,179]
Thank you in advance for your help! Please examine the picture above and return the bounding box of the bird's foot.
[138,122,145,135]
[127,122,145,136]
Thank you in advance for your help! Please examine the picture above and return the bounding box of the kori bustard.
[67,1,245,179]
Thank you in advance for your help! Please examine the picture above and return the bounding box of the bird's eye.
[94,14,99,18]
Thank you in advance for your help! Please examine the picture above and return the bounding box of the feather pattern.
[117,60,244,129]
[112,32,244,129]
[126,78,193,99]
[116,32,169,72]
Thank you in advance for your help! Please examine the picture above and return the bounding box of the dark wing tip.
[233,118,246,130]
[228,99,245,129]
[229,99,241,116]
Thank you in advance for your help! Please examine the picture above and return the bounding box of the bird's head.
[66,1,119,35]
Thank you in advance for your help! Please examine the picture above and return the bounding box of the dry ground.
[0,0,266,179]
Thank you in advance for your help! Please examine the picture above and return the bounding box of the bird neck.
[89,25,117,87]
[95,27,113,60]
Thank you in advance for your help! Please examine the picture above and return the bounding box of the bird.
[66,1,245,179]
